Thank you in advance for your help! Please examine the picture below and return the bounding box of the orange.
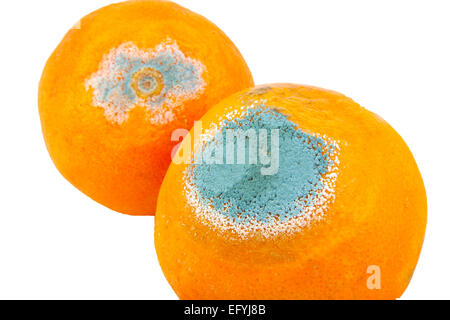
[38,0,253,215]
[155,84,427,299]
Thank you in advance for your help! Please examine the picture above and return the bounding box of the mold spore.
[184,105,340,239]
[85,40,206,125]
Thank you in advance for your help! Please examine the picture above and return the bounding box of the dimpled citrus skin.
[155,84,427,300]
[39,0,253,215]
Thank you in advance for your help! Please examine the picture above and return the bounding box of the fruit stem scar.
[131,67,165,99]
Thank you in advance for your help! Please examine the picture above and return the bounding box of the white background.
[0,0,449,299]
